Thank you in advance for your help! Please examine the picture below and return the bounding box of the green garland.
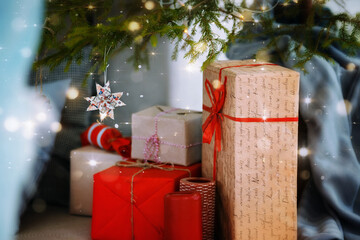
[35,0,360,78]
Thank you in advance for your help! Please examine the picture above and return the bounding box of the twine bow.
[144,133,160,162]
[115,160,191,240]
[202,63,299,180]
[143,107,180,162]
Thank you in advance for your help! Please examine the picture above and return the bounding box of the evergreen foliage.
[35,0,360,75]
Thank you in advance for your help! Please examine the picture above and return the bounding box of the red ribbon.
[202,63,299,180]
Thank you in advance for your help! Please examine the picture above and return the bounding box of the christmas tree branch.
[35,0,360,76]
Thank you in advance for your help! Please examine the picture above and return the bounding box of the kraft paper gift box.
[202,60,299,240]
[70,145,124,216]
[131,105,202,166]
[91,162,202,240]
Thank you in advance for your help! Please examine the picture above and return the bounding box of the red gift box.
[91,162,201,240]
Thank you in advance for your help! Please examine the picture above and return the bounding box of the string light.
[50,122,62,132]
[212,80,221,89]
[66,87,79,99]
[183,28,188,34]
[299,147,309,157]
[87,4,95,10]
[194,41,207,53]
[128,21,141,31]
[346,62,356,71]
[304,97,312,104]
[144,1,155,10]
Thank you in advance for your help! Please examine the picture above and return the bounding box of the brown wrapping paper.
[202,60,299,240]
[70,146,124,216]
[131,105,202,166]
[180,177,216,240]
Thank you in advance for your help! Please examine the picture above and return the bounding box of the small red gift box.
[91,162,201,240]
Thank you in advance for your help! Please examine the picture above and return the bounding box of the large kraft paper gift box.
[131,105,202,166]
[91,162,202,240]
[70,145,124,216]
[202,60,299,240]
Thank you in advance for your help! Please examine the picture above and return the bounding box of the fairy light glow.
[346,62,356,71]
[299,147,309,157]
[260,5,267,11]
[212,80,221,89]
[4,117,20,132]
[194,41,207,53]
[67,87,79,99]
[50,122,62,133]
[304,97,312,104]
[88,160,98,166]
[128,21,141,31]
[185,64,197,72]
[36,112,47,122]
[144,1,155,10]
[87,4,95,10]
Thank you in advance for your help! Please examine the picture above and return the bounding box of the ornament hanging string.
[84,45,126,121]
[115,160,191,240]
[202,63,299,180]
[103,46,112,85]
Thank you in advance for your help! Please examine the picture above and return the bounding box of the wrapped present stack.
[202,60,299,239]
[91,105,204,240]
[70,123,130,216]
[73,60,299,240]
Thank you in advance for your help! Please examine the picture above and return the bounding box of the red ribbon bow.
[202,63,299,180]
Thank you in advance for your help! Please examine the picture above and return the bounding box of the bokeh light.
[4,117,20,132]
[66,87,79,99]
[299,147,309,157]
[50,121,62,133]
[144,1,155,10]
[128,21,141,32]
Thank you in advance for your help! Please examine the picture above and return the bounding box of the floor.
[16,206,91,240]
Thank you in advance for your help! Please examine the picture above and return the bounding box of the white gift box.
[70,146,123,216]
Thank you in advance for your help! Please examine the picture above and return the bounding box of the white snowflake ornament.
[85,81,126,121]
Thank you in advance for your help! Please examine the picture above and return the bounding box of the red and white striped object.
[81,123,131,158]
